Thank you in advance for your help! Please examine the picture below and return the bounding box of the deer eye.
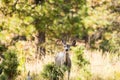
[67,45,70,48]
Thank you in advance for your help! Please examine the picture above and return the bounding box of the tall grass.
[15,47,120,80]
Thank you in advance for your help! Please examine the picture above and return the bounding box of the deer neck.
[64,51,69,58]
[65,52,69,56]
[64,51,69,66]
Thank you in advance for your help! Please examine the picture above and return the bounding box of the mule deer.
[55,40,76,80]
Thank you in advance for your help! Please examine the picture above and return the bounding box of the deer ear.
[62,39,66,45]
[71,40,76,46]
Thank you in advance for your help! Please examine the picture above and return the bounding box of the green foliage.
[0,0,119,52]
[73,46,91,80]
[100,32,120,53]
[0,44,7,52]
[100,40,109,52]
[41,63,66,80]
[0,50,19,80]
[0,74,8,80]
[0,0,88,41]
[73,46,89,67]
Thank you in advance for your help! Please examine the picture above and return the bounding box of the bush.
[41,63,66,80]
[100,39,120,53]
[73,46,91,80]
[0,50,19,80]
[0,74,8,80]
[73,46,89,67]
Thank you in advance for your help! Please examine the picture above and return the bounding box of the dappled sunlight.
[0,0,120,80]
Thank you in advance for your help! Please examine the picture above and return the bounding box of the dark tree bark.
[36,31,46,59]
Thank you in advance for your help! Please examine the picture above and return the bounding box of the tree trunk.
[36,31,46,59]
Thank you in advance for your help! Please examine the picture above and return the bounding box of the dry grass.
[85,50,120,80]
[16,49,120,80]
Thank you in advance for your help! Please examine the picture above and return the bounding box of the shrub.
[73,46,91,80]
[73,46,89,67]
[0,50,19,80]
[41,63,66,80]
[100,39,120,53]
[0,74,8,80]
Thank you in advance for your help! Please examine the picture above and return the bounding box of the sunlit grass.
[16,49,120,80]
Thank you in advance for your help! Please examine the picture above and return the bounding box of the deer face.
[63,44,70,51]
[62,40,76,52]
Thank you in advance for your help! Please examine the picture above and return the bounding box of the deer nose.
[65,49,68,51]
